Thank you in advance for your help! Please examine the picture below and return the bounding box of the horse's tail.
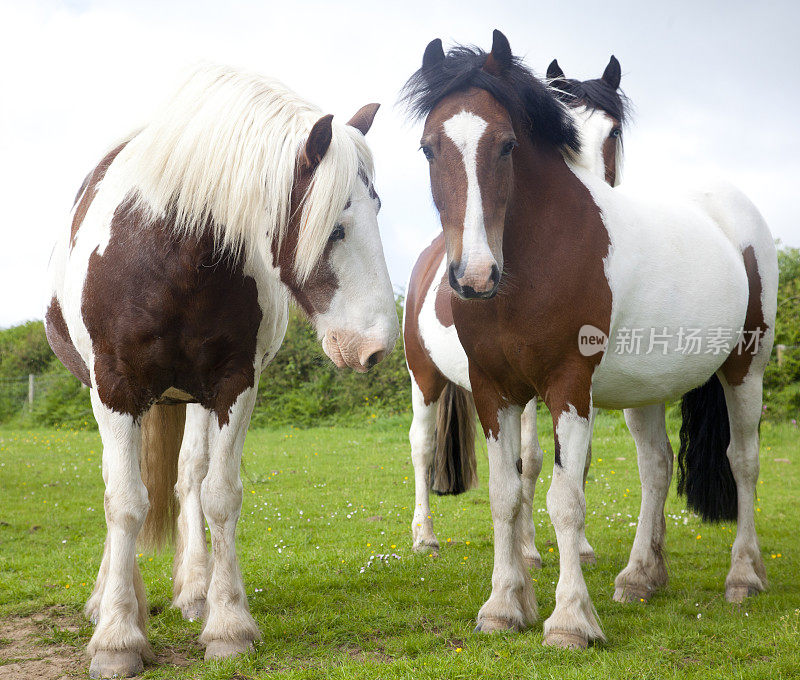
[431,382,478,495]
[139,403,186,551]
[677,374,738,522]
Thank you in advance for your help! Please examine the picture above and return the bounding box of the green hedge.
[3,245,800,429]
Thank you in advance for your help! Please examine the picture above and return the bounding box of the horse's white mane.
[120,64,374,281]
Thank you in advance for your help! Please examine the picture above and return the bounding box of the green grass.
[0,412,798,679]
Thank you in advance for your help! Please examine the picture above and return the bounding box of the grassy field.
[0,412,798,679]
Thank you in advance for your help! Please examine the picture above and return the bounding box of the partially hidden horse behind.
[402,31,776,648]
[403,55,628,572]
[46,65,399,678]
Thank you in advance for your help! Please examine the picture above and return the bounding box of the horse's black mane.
[552,76,630,127]
[401,44,580,154]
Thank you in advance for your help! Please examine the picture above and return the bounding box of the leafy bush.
[0,300,410,429]
[763,246,800,420]
[3,243,800,430]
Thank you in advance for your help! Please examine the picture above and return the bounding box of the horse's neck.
[505,139,608,268]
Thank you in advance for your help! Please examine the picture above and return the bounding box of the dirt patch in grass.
[0,606,198,679]
[0,606,84,679]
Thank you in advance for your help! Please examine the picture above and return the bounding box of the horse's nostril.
[366,350,385,369]
[490,264,500,287]
[448,262,460,290]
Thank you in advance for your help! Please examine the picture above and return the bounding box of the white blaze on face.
[570,106,618,185]
[442,111,496,275]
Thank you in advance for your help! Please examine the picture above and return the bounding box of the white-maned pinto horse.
[403,55,628,569]
[46,65,399,678]
[401,31,776,648]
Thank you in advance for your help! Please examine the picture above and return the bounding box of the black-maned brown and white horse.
[46,65,398,677]
[403,56,627,570]
[402,32,776,648]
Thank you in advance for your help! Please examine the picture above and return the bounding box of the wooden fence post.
[777,344,786,367]
[28,374,35,407]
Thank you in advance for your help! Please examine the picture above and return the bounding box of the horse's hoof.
[412,539,440,556]
[178,598,206,622]
[725,583,760,603]
[474,615,521,633]
[613,585,652,603]
[543,629,588,649]
[204,639,254,660]
[523,554,542,570]
[580,552,597,565]
[89,650,143,678]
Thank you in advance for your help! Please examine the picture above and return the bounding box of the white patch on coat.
[569,166,777,409]
[569,106,619,185]
[312,177,399,358]
[416,255,471,390]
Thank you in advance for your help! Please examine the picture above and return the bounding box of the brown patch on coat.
[720,245,767,386]
[424,92,613,442]
[70,142,128,249]
[403,234,447,404]
[434,268,455,327]
[271,162,341,319]
[82,196,262,427]
[45,296,90,386]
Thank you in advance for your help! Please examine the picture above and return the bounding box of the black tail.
[431,382,478,495]
[677,374,737,522]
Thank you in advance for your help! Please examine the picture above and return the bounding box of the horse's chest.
[81,204,275,419]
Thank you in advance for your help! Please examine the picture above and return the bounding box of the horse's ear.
[422,38,445,70]
[347,103,380,136]
[546,59,565,81]
[602,55,621,89]
[483,29,513,76]
[302,114,334,171]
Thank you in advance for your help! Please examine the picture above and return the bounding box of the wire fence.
[0,371,92,424]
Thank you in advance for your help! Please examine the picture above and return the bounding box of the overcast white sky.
[1,0,798,327]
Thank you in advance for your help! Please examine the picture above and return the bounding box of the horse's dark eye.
[610,128,622,139]
[500,140,518,156]
[421,145,434,161]
[329,224,345,242]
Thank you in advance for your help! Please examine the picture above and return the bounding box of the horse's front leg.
[543,400,604,649]
[173,404,213,621]
[86,390,151,679]
[199,386,261,660]
[474,396,537,632]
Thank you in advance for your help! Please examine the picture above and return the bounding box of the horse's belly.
[592,221,748,408]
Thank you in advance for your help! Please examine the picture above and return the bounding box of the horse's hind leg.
[199,386,260,660]
[173,404,212,621]
[86,390,151,679]
[718,372,768,602]
[518,399,543,569]
[409,376,444,554]
[614,403,671,603]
